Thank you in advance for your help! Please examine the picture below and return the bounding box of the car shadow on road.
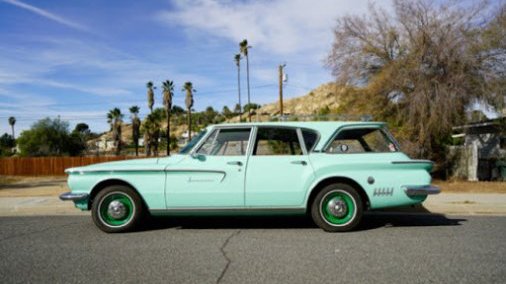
[139,212,466,232]
[356,212,466,231]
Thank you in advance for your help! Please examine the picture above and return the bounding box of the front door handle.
[291,160,307,166]
[227,161,243,166]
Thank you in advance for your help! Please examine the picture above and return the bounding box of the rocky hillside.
[258,82,342,115]
[228,82,343,122]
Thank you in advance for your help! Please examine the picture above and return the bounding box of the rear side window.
[326,128,398,153]
[302,129,318,151]
[253,127,303,156]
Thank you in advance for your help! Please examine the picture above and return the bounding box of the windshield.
[179,129,208,154]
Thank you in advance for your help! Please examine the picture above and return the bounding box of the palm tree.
[146,81,155,113]
[129,106,141,156]
[162,80,175,156]
[234,54,242,122]
[239,39,251,122]
[142,110,163,156]
[183,82,195,141]
[8,116,16,138]
[107,108,123,156]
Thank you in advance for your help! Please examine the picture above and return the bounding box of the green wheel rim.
[98,192,135,227]
[320,190,356,226]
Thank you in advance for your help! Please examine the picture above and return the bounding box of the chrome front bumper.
[59,192,89,201]
[404,185,440,197]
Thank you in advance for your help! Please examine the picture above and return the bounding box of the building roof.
[453,117,505,135]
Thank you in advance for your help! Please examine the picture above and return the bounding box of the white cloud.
[1,0,90,32]
[159,0,376,55]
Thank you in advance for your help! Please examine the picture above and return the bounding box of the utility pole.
[279,64,286,117]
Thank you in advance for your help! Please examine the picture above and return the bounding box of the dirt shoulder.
[434,180,506,194]
[0,176,68,197]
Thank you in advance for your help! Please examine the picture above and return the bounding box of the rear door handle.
[290,160,307,166]
[227,161,243,166]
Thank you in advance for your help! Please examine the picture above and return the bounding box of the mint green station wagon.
[60,121,440,233]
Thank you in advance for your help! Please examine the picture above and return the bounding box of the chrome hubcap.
[327,198,347,218]
[107,200,127,219]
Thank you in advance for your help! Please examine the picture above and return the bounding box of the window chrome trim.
[296,128,308,155]
[246,126,258,157]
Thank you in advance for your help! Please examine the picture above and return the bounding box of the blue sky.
[0,0,385,135]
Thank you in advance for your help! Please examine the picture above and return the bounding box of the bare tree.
[327,0,505,159]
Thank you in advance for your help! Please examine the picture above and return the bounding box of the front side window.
[196,128,251,156]
[326,127,398,154]
[253,127,303,156]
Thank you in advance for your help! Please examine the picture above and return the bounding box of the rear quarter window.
[326,127,398,154]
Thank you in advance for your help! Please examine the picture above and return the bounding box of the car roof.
[212,121,385,131]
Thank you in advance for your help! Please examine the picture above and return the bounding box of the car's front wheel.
[91,185,144,233]
[311,183,363,232]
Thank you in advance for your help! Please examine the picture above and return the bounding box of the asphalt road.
[0,213,505,284]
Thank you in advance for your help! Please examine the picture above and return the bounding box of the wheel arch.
[88,179,148,211]
[306,177,370,212]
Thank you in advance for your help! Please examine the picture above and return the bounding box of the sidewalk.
[0,193,504,216]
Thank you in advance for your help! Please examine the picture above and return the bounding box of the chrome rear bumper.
[59,192,89,201]
[404,185,440,197]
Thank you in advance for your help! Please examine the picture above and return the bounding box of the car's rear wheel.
[91,185,144,233]
[311,183,363,232]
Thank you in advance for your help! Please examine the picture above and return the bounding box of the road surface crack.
[216,230,241,283]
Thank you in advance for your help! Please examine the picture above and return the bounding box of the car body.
[60,121,440,232]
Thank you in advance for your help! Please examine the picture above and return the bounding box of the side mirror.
[191,153,206,161]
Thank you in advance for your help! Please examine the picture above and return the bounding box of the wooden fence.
[0,156,138,176]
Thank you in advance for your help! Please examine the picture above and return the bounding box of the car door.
[165,127,252,208]
[245,126,315,207]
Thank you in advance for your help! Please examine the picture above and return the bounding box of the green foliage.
[170,134,178,150]
[0,133,15,156]
[74,123,90,134]
[222,106,233,118]
[172,105,185,115]
[318,106,330,115]
[243,103,260,112]
[107,108,123,156]
[142,110,163,156]
[17,117,86,156]
[234,103,242,114]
